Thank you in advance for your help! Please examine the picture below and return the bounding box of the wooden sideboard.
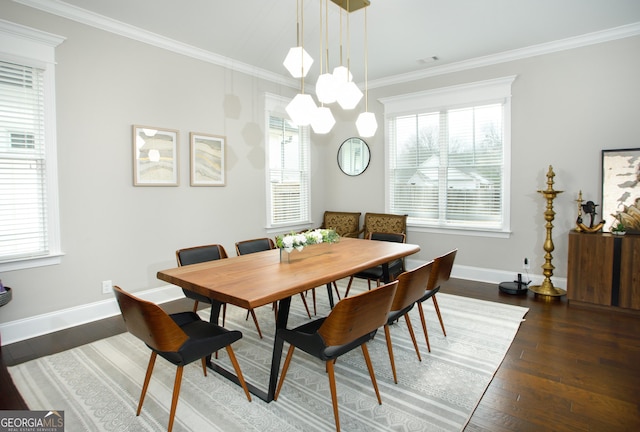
[567,231,640,310]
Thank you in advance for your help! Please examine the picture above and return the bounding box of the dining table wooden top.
[157,237,420,310]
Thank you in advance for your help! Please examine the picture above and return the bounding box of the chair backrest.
[362,212,407,238]
[235,237,275,256]
[176,244,228,266]
[427,249,458,291]
[319,280,398,346]
[391,261,434,312]
[321,211,361,237]
[113,286,187,352]
[368,232,406,243]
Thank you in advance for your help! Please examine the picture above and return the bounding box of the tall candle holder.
[529,165,567,298]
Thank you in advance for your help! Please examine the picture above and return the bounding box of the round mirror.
[337,137,370,176]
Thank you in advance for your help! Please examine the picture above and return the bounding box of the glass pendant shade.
[283,46,314,78]
[311,106,336,134]
[337,80,363,110]
[286,93,317,126]
[316,73,338,104]
[332,65,352,86]
[356,111,377,137]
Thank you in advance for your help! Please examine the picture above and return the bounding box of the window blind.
[267,114,310,226]
[0,61,48,260]
[383,77,514,232]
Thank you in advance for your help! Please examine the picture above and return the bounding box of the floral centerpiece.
[276,229,340,253]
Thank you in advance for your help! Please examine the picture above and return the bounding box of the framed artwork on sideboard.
[601,147,640,232]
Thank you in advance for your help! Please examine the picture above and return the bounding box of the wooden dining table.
[157,236,420,402]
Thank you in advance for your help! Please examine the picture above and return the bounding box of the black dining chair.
[113,286,251,432]
[235,238,312,338]
[274,280,399,432]
[176,244,228,323]
[416,249,457,352]
[383,260,434,383]
[343,232,406,298]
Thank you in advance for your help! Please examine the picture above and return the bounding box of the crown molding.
[12,1,640,92]
[369,22,640,89]
[13,0,299,88]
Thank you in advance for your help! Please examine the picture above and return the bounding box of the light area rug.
[9,278,528,432]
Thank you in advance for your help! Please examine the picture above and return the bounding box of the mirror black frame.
[337,137,370,176]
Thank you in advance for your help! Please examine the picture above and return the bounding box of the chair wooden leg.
[274,345,296,400]
[299,293,312,318]
[332,281,341,301]
[361,343,382,404]
[326,359,341,432]
[167,365,184,432]
[192,300,199,313]
[417,302,431,353]
[432,295,446,336]
[137,352,157,416]
[383,325,398,384]
[343,277,355,298]
[225,346,252,402]
[201,357,208,376]
[404,314,421,361]
[249,309,263,339]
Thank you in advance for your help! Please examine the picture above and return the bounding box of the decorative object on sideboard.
[611,198,640,234]
[601,147,640,232]
[574,190,605,233]
[529,165,566,298]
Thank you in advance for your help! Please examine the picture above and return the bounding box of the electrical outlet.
[101,280,112,294]
[523,258,530,270]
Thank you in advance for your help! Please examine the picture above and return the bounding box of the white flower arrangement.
[276,229,339,253]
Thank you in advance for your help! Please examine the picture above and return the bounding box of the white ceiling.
[20,0,640,86]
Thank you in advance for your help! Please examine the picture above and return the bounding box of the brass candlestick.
[529,165,567,298]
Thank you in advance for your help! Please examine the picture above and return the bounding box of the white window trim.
[380,76,516,238]
[0,20,65,271]
[264,92,312,232]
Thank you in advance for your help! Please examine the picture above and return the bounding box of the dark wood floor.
[2,279,639,431]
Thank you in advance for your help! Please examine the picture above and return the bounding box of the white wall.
[1,0,639,339]
[0,1,324,326]
[329,35,640,282]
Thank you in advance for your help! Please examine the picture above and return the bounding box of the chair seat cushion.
[182,289,214,305]
[353,259,404,281]
[278,318,377,361]
[418,286,440,303]
[153,312,242,366]
[387,303,415,324]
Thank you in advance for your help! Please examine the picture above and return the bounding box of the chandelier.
[284,0,377,137]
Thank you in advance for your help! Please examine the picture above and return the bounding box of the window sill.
[0,252,64,272]
[408,224,511,239]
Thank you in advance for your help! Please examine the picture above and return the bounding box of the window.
[0,21,64,271]
[381,76,515,235]
[265,93,311,229]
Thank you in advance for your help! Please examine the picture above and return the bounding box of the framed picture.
[601,147,640,231]
[190,132,225,186]
[132,125,179,186]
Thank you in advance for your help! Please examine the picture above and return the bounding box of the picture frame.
[601,147,640,232]
[132,125,179,186]
[190,132,225,186]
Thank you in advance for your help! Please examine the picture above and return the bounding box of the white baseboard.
[0,264,567,346]
[0,285,184,346]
